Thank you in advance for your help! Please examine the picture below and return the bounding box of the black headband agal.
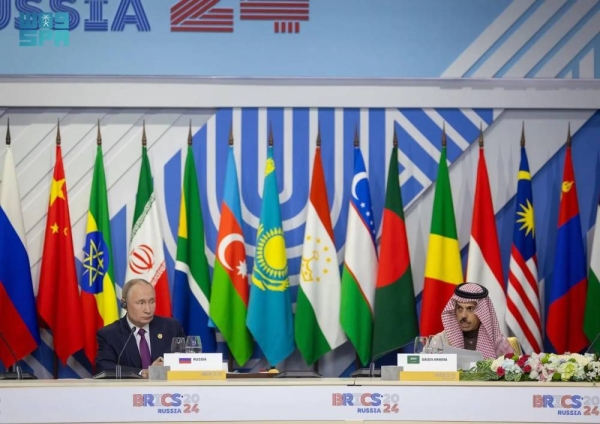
[454,283,488,300]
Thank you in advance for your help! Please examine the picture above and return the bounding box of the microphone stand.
[0,330,36,380]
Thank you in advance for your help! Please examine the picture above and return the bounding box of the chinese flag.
[37,143,84,365]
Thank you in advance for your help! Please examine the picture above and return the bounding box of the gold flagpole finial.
[56,119,61,146]
[268,123,274,147]
[566,122,572,147]
[478,122,484,148]
[354,125,359,147]
[5,117,10,146]
[441,122,447,148]
[393,125,398,148]
[97,119,102,146]
[520,122,526,147]
[142,120,147,147]
[188,120,193,146]
[229,122,234,146]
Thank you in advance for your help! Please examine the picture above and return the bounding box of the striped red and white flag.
[466,138,508,335]
[506,139,542,354]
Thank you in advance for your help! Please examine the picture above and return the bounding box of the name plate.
[397,354,457,372]
[164,353,223,371]
[167,370,226,381]
[399,371,459,381]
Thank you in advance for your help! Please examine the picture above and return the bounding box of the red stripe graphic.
[241,2,309,8]
[171,0,233,33]
[241,15,308,20]
[240,0,309,22]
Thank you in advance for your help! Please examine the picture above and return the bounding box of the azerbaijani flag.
[420,138,463,336]
[210,147,253,366]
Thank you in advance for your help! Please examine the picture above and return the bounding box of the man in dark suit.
[95,278,185,378]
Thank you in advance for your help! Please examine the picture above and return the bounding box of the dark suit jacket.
[95,315,185,374]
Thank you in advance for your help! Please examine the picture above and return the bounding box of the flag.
[0,138,40,367]
[466,139,507,334]
[546,141,588,353]
[80,140,119,366]
[125,139,171,317]
[340,144,378,366]
[37,142,85,364]
[506,144,543,354]
[372,141,418,360]
[420,141,463,336]
[584,195,600,352]
[246,145,294,366]
[210,147,253,366]
[295,144,347,365]
[173,143,216,352]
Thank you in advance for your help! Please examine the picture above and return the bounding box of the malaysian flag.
[506,135,542,354]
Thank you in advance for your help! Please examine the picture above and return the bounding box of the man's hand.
[140,369,149,379]
[152,357,164,366]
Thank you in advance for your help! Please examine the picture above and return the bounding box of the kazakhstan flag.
[246,146,295,366]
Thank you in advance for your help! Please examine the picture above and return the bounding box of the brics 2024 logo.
[171,0,309,33]
[533,395,600,417]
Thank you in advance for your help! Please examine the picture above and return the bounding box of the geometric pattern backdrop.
[1,107,599,378]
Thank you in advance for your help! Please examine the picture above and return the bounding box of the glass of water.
[185,335,202,353]
[428,336,444,354]
[171,337,186,353]
[414,336,429,353]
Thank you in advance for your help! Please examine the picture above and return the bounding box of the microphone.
[116,325,136,380]
[0,329,36,380]
[584,331,600,355]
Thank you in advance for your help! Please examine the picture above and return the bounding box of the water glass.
[185,335,202,353]
[171,337,186,353]
[428,336,444,354]
[414,336,429,353]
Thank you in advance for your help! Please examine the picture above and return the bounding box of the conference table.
[0,377,598,423]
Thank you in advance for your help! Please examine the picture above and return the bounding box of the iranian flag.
[584,197,600,352]
[295,145,347,366]
[125,138,171,317]
[466,139,507,333]
[340,144,378,366]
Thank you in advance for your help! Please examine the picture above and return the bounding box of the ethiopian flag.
[80,143,119,366]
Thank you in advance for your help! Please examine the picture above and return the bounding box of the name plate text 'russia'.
[164,353,223,371]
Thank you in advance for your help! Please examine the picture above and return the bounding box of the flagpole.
[53,119,62,380]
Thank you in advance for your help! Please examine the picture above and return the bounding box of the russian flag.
[0,140,40,367]
[179,357,192,364]
[546,140,588,354]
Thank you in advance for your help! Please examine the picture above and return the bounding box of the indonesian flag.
[466,143,507,334]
